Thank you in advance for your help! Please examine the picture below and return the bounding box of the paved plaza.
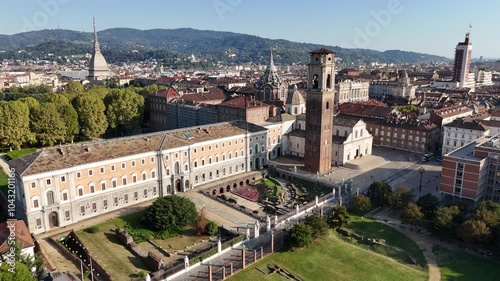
[271,146,443,199]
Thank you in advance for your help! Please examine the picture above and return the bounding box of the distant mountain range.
[0,28,450,65]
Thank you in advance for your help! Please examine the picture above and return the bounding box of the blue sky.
[2,0,500,58]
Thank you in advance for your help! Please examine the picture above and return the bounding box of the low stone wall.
[113,227,164,271]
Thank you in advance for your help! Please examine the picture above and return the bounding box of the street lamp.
[419,167,425,193]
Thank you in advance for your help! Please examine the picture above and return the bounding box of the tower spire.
[93,17,100,52]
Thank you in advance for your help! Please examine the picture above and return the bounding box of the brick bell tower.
[304,48,335,174]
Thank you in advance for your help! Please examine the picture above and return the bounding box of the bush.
[153,230,177,240]
[288,223,313,248]
[142,195,198,232]
[205,221,219,236]
[124,224,153,243]
[137,271,146,278]
[83,226,99,233]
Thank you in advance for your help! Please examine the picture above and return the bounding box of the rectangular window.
[60,176,66,182]
[144,189,148,198]
[90,185,95,193]
[46,178,52,185]
[80,206,85,215]
[152,170,156,178]
[112,180,117,188]
[141,159,145,165]
[33,199,39,208]
[88,169,93,176]
[121,163,126,169]
[92,202,97,212]
[133,175,137,183]
[122,178,127,185]
[151,157,155,163]
[142,173,147,181]
[62,192,68,201]
[100,167,105,174]
[76,172,82,179]
[131,161,136,167]
[114,196,118,206]
[101,182,106,190]
[31,182,36,189]
[65,210,70,220]
[111,165,115,171]
[134,191,138,200]
[124,194,129,203]
[36,218,42,228]
[78,188,83,196]
[103,199,108,209]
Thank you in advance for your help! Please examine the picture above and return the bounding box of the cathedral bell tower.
[304,48,335,174]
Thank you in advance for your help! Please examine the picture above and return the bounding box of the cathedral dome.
[256,51,282,87]
[286,89,305,105]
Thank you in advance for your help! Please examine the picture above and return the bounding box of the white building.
[369,71,417,99]
[288,114,373,165]
[442,119,490,155]
[285,86,306,116]
[335,78,370,104]
[476,69,493,86]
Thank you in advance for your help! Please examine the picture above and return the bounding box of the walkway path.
[370,208,440,281]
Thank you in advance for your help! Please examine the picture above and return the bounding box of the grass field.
[5,148,36,160]
[346,215,427,268]
[76,211,150,281]
[433,246,500,281]
[0,169,8,222]
[227,230,427,281]
[76,210,212,280]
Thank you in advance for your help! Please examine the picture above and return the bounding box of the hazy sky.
[2,0,500,58]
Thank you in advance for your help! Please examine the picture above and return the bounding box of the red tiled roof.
[0,220,34,254]
[220,97,269,108]
[153,87,180,98]
[339,103,394,118]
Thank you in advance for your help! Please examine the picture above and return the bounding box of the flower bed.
[232,186,260,202]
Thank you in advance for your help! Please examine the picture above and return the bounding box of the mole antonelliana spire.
[87,17,111,83]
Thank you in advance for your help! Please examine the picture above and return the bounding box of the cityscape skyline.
[1,0,500,59]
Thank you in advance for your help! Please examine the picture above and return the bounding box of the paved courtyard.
[272,147,443,199]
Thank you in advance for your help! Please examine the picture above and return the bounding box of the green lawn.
[228,230,427,281]
[0,169,8,199]
[5,148,36,160]
[345,215,427,268]
[433,246,500,281]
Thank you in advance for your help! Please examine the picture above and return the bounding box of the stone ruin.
[113,227,165,271]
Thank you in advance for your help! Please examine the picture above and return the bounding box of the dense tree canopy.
[0,101,32,149]
[416,193,440,220]
[329,205,350,228]
[31,102,67,146]
[349,194,372,213]
[304,213,328,239]
[142,195,198,232]
[400,203,424,231]
[367,181,392,205]
[105,88,144,130]
[387,185,413,211]
[0,261,35,281]
[457,219,492,244]
[74,94,108,139]
[288,223,313,248]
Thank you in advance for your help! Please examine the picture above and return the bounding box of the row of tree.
[288,205,351,249]
[367,181,500,253]
[0,82,161,150]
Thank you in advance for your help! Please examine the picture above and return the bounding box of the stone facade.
[335,79,370,104]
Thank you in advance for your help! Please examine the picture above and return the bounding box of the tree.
[387,185,413,211]
[328,205,350,228]
[400,203,424,231]
[457,219,492,244]
[416,193,440,220]
[474,201,500,228]
[205,221,219,236]
[304,213,328,239]
[288,223,313,248]
[195,207,207,236]
[367,181,392,205]
[46,94,70,105]
[31,103,67,146]
[63,81,84,94]
[0,101,33,149]
[74,94,108,139]
[57,103,79,142]
[349,194,372,213]
[0,261,35,281]
[142,195,198,232]
[105,88,144,130]
[432,205,460,240]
